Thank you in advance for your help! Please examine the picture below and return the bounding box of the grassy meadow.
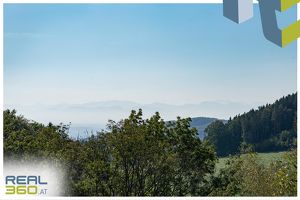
[216,151,287,174]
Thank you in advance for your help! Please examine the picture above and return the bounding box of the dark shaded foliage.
[205,93,297,156]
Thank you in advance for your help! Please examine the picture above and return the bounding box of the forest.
[205,93,297,156]
[3,93,297,196]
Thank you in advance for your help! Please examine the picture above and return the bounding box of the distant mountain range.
[5,100,254,138]
[68,117,225,140]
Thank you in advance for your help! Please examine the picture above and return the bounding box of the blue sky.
[4,4,297,125]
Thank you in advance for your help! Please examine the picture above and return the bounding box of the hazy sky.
[4,4,297,123]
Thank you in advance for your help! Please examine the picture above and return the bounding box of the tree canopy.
[4,109,217,196]
[204,93,297,156]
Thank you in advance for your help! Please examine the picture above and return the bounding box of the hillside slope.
[205,93,297,156]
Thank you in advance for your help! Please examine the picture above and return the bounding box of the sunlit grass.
[215,151,287,174]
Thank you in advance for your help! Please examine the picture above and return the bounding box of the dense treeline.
[4,109,216,196]
[205,93,297,156]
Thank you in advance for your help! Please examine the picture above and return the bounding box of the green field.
[215,151,287,174]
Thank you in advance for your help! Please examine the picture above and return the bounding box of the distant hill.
[190,117,227,140]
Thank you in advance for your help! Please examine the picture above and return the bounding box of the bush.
[207,150,297,196]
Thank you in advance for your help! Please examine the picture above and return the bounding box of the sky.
[3,4,297,130]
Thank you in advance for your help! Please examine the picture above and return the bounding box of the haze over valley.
[4,100,253,138]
